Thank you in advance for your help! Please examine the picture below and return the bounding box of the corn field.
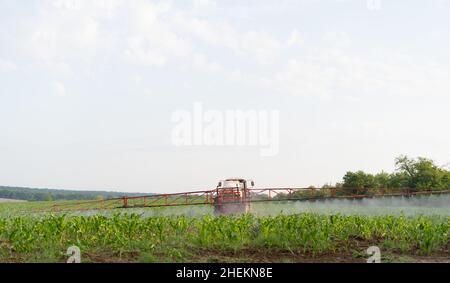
[0,213,448,262]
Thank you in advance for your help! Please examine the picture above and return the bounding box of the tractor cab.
[213,178,254,215]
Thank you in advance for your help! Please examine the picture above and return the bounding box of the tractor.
[213,178,254,215]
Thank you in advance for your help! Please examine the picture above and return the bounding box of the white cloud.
[29,9,101,59]
[259,49,450,99]
[192,53,222,72]
[52,0,123,17]
[123,1,193,67]
[286,29,305,48]
[46,61,73,77]
[53,0,82,11]
[322,31,351,48]
[10,0,450,101]
[25,0,193,69]
[123,36,167,67]
[19,1,301,74]
[0,58,18,72]
[171,16,283,65]
[52,81,66,96]
[192,0,217,14]
[131,75,143,84]
[265,59,334,98]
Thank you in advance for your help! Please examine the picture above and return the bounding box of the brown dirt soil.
[190,248,363,263]
[74,245,449,263]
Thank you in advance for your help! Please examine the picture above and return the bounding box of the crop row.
[0,213,448,262]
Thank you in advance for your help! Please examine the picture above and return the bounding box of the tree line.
[340,156,450,191]
[267,156,450,201]
[0,186,147,202]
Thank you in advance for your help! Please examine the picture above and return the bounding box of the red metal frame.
[28,188,450,213]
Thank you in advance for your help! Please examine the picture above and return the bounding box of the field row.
[0,213,448,262]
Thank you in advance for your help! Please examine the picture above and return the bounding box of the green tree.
[343,171,376,194]
[343,171,375,188]
[44,192,53,201]
[395,155,449,190]
[441,171,450,189]
[374,171,390,188]
[387,172,409,188]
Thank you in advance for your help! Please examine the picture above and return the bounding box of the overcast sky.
[1,0,449,193]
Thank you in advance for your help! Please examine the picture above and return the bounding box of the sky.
[1,0,450,193]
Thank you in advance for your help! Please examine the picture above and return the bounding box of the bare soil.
[77,245,449,263]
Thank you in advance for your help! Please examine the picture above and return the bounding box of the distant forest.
[0,186,147,202]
